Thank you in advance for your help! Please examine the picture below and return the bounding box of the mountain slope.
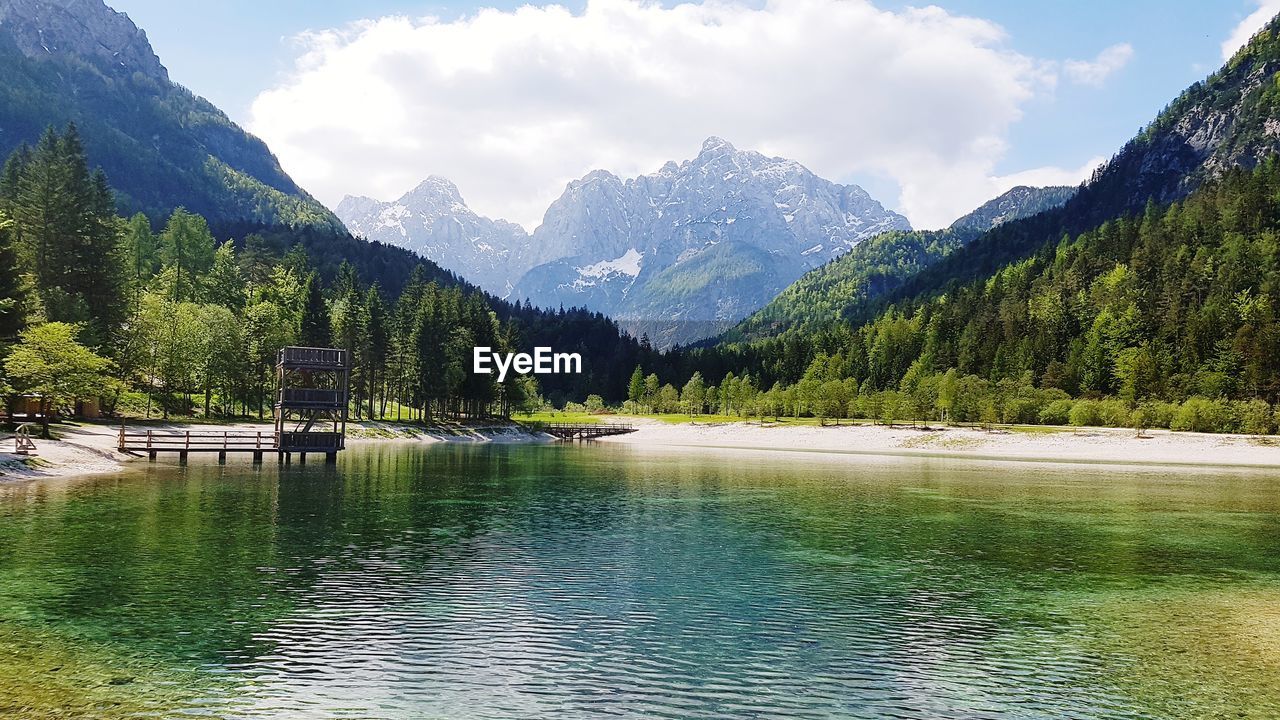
[947,185,1076,234]
[874,15,1280,320]
[511,137,910,345]
[0,0,342,230]
[727,185,1076,341]
[687,13,1280,402]
[337,178,530,294]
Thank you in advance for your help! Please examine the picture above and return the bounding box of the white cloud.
[1223,0,1280,60]
[1063,43,1133,86]
[993,156,1104,193]
[249,0,1105,231]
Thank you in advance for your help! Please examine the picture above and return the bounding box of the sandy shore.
[6,417,1280,483]
[0,420,550,483]
[599,418,1280,469]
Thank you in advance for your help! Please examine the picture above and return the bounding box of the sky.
[109,0,1280,230]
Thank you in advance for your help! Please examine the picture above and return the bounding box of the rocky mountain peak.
[0,0,167,81]
[566,169,622,191]
[698,135,736,156]
[512,138,912,345]
[948,185,1077,233]
[404,175,467,209]
[334,195,379,219]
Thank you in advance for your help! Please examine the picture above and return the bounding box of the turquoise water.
[1,442,1279,718]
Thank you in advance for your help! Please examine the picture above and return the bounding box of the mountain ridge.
[338,137,911,344]
[724,184,1078,341]
[0,0,342,230]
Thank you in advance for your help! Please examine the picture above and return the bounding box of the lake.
[1,442,1278,718]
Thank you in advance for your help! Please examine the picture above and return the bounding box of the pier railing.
[523,422,638,440]
[278,388,344,407]
[118,429,273,452]
[278,347,347,368]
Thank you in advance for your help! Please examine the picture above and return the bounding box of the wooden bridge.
[117,427,340,464]
[533,422,638,441]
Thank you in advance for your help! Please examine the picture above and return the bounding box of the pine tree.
[627,365,645,408]
[14,127,71,297]
[365,284,388,419]
[0,144,30,211]
[204,240,246,311]
[0,214,27,341]
[299,273,331,347]
[9,126,123,346]
[159,208,216,303]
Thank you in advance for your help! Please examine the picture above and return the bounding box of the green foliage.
[4,125,123,345]
[4,322,111,413]
[679,160,1280,437]
[159,209,216,302]
[1171,397,1233,434]
[0,36,343,231]
[681,372,706,415]
[299,273,331,348]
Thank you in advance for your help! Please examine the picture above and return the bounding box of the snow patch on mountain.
[510,136,911,345]
[577,248,644,279]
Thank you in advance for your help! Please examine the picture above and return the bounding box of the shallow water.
[1,443,1278,718]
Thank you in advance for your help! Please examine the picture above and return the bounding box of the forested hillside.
[621,161,1280,434]
[0,127,651,427]
[884,16,1280,316]
[726,186,1076,341]
[0,0,342,230]
[601,19,1280,434]
[726,17,1280,350]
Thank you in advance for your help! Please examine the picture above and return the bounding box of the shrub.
[1143,401,1179,428]
[1096,398,1131,428]
[1039,399,1073,425]
[1171,396,1233,433]
[1068,399,1102,427]
[1236,399,1275,435]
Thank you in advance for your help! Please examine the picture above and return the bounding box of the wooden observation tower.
[274,346,350,463]
[118,346,351,464]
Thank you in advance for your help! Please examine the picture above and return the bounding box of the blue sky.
[109,0,1274,228]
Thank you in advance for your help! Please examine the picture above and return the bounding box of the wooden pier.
[118,428,284,464]
[116,346,351,465]
[536,423,638,441]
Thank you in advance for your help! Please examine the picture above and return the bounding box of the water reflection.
[0,443,1278,718]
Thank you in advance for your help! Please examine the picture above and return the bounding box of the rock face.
[337,178,531,294]
[341,138,909,341]
[948,185,1076,233]
[1081,21,1280,221]
[511,137,911,344]
[0,0,166,81]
